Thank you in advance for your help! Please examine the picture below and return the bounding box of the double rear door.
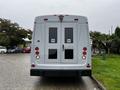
[45,22,78,64]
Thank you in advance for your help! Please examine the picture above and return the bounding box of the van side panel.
[31,23,36,66]
[78,22,91,69]
[86,23,92,69]
[31,23,45,68]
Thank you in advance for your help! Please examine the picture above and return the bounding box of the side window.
[49,27,57,43]
[65,28,73,43]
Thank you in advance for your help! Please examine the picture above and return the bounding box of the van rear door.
[45,22,78,64]
[61,23,78,64]
[45,22,61,63]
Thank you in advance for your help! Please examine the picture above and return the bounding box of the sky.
[0,0,120,34]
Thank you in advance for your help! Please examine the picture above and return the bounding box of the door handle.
[62,44,64,51]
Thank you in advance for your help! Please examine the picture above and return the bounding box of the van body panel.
[31,15,91,76]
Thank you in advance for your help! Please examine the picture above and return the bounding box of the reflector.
[87,64,90,68]
[31,64,35,67]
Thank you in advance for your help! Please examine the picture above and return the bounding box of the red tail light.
[35,47,39,50]
[82,47,87,60]
[83,52,87,55]
[35,51,39,55]
[35,47,40,59]
[83,47,87,51]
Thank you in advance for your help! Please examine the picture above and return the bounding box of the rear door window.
[48,49,57,59]
[0,47,6,49]
[65,49,73,59]
[65,28,73,43]
[49,27,57,43]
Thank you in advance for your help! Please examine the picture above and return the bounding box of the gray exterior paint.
[31,15,91,71]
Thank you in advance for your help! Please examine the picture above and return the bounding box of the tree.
[0,33,10,46]
[0,18,32,48]
[90,31,111,54]
[110,27,120,54]
[115,27,120,38]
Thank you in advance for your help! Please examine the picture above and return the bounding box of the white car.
[0,46,7,54]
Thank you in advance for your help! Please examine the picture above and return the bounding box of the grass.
[92,54,120,90]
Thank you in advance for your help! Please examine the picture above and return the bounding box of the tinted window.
[65,49,73,59]
[65,28,73,43]
[48,49,57,59]
[0,47,6,49]
[49,27,57,43]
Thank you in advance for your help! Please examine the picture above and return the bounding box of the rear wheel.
[80,70,92,76]
[1,51,5,54]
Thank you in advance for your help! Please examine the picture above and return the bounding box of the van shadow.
[34,76,87,90]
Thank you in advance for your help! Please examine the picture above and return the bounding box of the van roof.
[35,15,88,24]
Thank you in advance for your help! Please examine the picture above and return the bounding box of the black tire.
[1,51,5,54]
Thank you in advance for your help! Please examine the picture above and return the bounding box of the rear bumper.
[30,69,92,76]
[32,64,91,70]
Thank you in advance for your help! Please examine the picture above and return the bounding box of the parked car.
[22,47,31,53]
[0,46,7,54]
[7,47,23,53]
[7,48,16,53]
[14,47,23,53]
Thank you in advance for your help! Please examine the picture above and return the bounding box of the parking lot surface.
[0,54,100,90]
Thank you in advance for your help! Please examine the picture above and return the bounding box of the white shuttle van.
[30,15,91,76]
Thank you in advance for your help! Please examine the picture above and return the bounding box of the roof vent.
[59,15,64,22]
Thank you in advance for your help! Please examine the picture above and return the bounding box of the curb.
[90,76,106,90]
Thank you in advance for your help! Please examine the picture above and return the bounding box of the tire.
[1,51,5,54]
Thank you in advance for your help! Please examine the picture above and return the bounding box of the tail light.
[83,52,87,55]
[82,47,87,60]
[83,47,87,51]
[31,64,35,67]
[35,51,39,55]
[82,55,86,59]
[35,47,39,50]
[35,47,40,59]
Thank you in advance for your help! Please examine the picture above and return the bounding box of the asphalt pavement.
[0,54,100,90]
